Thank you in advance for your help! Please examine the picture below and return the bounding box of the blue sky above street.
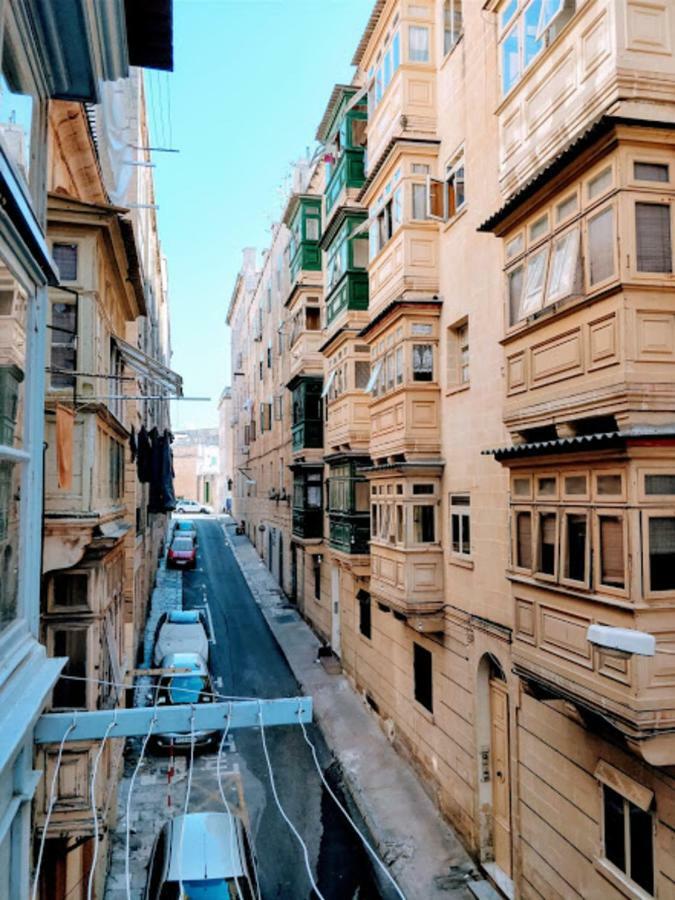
[147,0,371,431]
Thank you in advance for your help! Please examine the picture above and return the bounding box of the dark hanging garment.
[136,426,153,483]
[129,426,137,463]
[148,429,177,514]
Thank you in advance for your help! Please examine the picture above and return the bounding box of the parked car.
[175,498,213,515]
[149,653,220,752]
[173,518,197,543]
[153,609,209,667]
[144,812,259,899]
[167,535,197,570]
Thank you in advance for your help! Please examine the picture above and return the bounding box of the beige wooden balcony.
[326,392,370,453]
[368,222,439,320]
[370,385,440,460]
[493,0,675,200]
[371,544,444,623]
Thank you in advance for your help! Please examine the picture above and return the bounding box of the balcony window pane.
[546,227,580,303]
[556,193,578,223]
[501,0,517,29]
[502,26,520,93]
[0,461,20,631]
[413,505,435,543]
[564,513,587,582]
[396,504,404,542]
[588,206,615,285]
[603,787,626,872]
[50,300,77,388]
[645,474,675,495]
[305,217,320,241]
[537,476,556,496]
[355,361,370,390]
[516,511,532,569]
[513,477,530,497]
[393,32,401,70]
[412,344,433,382]
[649,517,675,591]
[53,243,78,281]
[508,265,524,324]
[409,26,430,62]
[352,235,368,269]
[522,246,548,316]
[565,475,587,495]
[355,480,369,512]
[634,161,668,183]
[524,0,543,66]
[537,512,556,575]
[599,515,624,588]
[597,474,621,496]
[395,346,403,385]
[636,202,672,273]
[412,183,427,220]
[629,803,654,894]
[588,167,612,200]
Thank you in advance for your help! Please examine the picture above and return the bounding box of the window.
[648,516,675,591]
[274,395,283,421]
[305,307,321,331]
[52,628,87,708]
[508,265,524,325]
[314,560,321,600]
[369,174,402,258]
[546,227,580,303]
[636,203,672,273]
[412,344,433,382]
[500,0,576,94]
[444,0,463,54]
[598,514,625,589]
[645,474,675,495]
[602,785,654,895]
[413,643,433,712]
[50,300,77,388]
[588,206,615,285]
[536,511,557,576]
[451,494,470,555]
[634,161,669,183]
[358,590,371,639]
[395,347,403,385]
[587,167,612,201]
[411,183,428,220]
[52,243,78,281]
[368,30,401,113]
[109,438,124,501]
[355,361,370,390]
[427,154,465,222]
[413,505,435,543]
[409,26,430,62]
[563,511,587,583]
[51,572,88,610]
[267,342,272,368]
[515,510,532,569]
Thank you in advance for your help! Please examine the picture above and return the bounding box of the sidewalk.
[222,518,491,900]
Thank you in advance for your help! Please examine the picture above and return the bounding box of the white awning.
[113,335,183,396]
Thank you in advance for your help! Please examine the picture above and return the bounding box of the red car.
[167,536,196,569]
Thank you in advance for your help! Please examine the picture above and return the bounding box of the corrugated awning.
[113,335,183,396]
[483,432,622,460]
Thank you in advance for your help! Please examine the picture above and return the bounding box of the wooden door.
[489,677,512,878]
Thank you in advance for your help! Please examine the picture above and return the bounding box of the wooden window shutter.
[636,203,672,273]
[599,516,624,587]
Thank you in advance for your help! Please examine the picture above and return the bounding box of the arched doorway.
[476,654,512,891]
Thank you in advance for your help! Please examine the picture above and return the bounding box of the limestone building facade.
[228,1,675,897]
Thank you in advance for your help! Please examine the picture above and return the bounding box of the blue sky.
[147,0,372,431]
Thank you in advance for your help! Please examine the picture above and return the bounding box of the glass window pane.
[305,217,320,241]
[537,512,556,575]
[522,246,549,315]
[629,803,654,894]
[649,517,675,591]
[409,26,430,62]
[513,477,530,497]
[52,629,88,708]
[634,161,669,183]
[502,25,520,93]
[645,474,675,495]
[565,475,587,495]
[412,344,433,381]
[564,513,587,582]
[597,474,622,496]
[588,206,615,285]
[588,167,612,200]
[413,505,435,542]
[0,461,20,633]
[516,511,532,569]
[636,202,672,273]
[603,787,626,872]
[537,476,556,496]
[524,0,543,66]
[412,183,427,219]
[546,227,580,303]
[508,265,524,324]
[451,512,460,552]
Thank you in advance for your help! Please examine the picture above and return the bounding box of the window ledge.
[445,382,470,397]
[413,701,435,724]
[450,554,474,570]
[594,858,653,900]
[507,572,636,610]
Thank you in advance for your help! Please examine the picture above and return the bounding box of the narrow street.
[182,517,387,899]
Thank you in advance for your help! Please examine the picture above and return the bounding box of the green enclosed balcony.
[317,84,367,217]
[323,213,369,327]
[288,197,322,285]
[292,467,323,540]
[289,375,323,453]
[327,459,370,554]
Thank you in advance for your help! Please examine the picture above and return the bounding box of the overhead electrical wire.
[87,717,118,900]
[56,671,260,703]
[177,708,196,899]
[125,698,159,900]
[257,701,325,900]
[31,719,77,900]
[216,704,245,900]
[298,713,407,900]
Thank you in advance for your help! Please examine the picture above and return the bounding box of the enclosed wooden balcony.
[325,392,371,453]
[490,450,675,765]
[491,0,675,199]
[323,333,371,453]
